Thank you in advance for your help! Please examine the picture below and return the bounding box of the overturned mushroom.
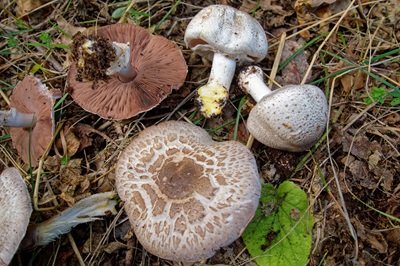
[184,5,268,118]
[116,121,261,262]
[0,76,59,166]
[238,65,328,152]
[68,24,188,120]
[0,168,32,266]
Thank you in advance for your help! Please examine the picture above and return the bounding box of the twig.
[68,233,86,266]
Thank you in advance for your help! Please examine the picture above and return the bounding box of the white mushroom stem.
[0,108,36,128]
[238,66,271,103]
[208,53,236,89]
[106,42,132,79]
[197,53,236,117]
[21,192,117,249]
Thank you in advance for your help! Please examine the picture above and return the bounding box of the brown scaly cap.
[9,76,58,167]
[67,24,188,120]
[115,121,261,262]
[0,168,32,265]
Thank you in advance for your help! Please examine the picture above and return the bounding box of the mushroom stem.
[238,66,272,103]
[21,192,117,249]
[0,108,36,128]
[197,53,236,118]
[107,42,136,82]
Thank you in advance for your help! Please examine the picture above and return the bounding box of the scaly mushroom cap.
[9,76,57,166]
[68,24,188,120]
[184,5,268,62]
[247,84,328,152]
[116,121,261,262]
[0,168,32,265]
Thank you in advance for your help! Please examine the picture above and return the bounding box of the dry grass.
[1,0,399,265]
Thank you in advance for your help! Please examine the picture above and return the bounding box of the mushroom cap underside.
[247,84,328,151]
[184,5,268,62]
[116,121,261,262]
[9,76,56,166]
[0,168,32,265]
[68,24,188,120]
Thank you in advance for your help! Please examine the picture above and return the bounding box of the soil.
[71,32,116,83]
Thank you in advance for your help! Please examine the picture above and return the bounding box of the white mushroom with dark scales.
[0,168,32,266]
[184,5,268,118]
[115,121,261,262]
[238,65,328,152]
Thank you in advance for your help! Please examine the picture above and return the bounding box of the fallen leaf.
[240,0,294,27]
[56,127,80,157]
[342,133,372,160]
[278,40,310,85]
[15,0,45,17]
[56,16,87,45]
[340,71,366,94]
[82,233,103,254]
[104,242,127,254]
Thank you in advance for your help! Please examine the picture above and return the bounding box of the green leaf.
[7,34,17,48]
[243,181,314,266]
[390,96,400,106]
[111,6,126,19]
[39,32,52,46]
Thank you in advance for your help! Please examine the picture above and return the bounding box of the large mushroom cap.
[0,168,32,265]
[67,24,188,120]
[184,5,268,62]
[247,84,328,152]
[9,76,57,166]
[116,121,261,262]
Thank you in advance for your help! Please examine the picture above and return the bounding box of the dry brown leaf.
[59,191,76,206]
[340,71,366,94]
[56,16,87,45]
[15,0,45,17]
[82,233,103,254]
[104,242,127,254]
[366,232,388,253]
[278,40,310,85]
[240,0,294,27]
[56,127,80,157]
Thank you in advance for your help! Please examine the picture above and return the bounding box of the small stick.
[68,233,85,266]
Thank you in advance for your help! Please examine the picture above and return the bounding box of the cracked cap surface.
[115,120,261,262]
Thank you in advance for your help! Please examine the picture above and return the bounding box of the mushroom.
[0,167,32,266]
[115,120,261,262]
[238,65,328,152]
[68,24,188,120]
[0,76,59,166]
[184,5,268,118]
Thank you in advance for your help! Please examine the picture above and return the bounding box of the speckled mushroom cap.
[67,24,188,120]
[0,168,32,265]
[247,84,328,152]
[10,76,58,166]
[115,121,261,262]
[184,5,268,62]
